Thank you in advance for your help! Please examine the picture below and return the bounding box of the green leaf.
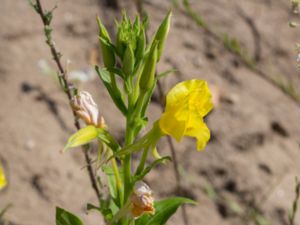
[135,197,196,225]
[134,156,171,181]
[95,66,127,115]
[56,207,84,225]
[64,126,98,152]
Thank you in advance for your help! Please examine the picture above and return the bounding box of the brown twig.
[32,0,102,202]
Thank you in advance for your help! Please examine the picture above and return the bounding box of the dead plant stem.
[33,0,102,202]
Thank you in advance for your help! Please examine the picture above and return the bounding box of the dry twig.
[30,0,102,202]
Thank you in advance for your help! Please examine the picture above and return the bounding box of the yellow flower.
[159,79,213,150]
[0,164,7,190]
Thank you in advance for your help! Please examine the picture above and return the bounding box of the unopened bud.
[71,91,105,128]
[139,42,158,92]
[97,17,115,68]
[153,11,172,62]
[123,45,135,77]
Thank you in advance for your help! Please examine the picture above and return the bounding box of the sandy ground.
[0,0,300,225]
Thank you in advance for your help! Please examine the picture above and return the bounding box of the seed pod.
[153,11,172,62]
[139,42,158,92]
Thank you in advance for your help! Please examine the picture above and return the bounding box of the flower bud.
[123,45,135,77]
[153,11,172,62]
[71,91,105,128]
[135,28,145,65]
[130,181,155,218]
[138,42,158,92]
[97,17,115,68]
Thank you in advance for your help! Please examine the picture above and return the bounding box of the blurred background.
[0,0,300,224]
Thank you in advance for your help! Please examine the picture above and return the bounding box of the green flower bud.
[97,17,115,68]
[153,11,172,62]
[123,45,135,77]
[139,42,158,92]
[135,27,145,65]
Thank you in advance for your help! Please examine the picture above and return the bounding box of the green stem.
[123,119,135,202]
[135,147,149,175]
[111,158,123,206]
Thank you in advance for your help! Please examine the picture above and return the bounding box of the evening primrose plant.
[61,12,213,225]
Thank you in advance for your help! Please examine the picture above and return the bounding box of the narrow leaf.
[95,66,127,115]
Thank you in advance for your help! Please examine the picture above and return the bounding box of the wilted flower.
[71,91,105,128]
[130,181,155,218]
[0,164,7,190]
[159,79,213,150]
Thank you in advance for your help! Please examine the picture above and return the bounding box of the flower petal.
[185,114,210,151]
[159,110,186,141]
[0,164,7,190]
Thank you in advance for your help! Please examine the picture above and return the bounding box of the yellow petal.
[159,110,186,141]
[159,79,213,149]
[0,164,7,190]
[188,80,213,117]
[185,114,210,151]
[165,79,213,117]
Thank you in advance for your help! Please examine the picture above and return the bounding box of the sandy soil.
[0,0,300,225]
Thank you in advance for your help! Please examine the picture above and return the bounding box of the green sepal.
[56,207,84,225]
[64,126,120,153]
[63,126,98,152]
[95,66,127,115]
[135,197,196,225]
